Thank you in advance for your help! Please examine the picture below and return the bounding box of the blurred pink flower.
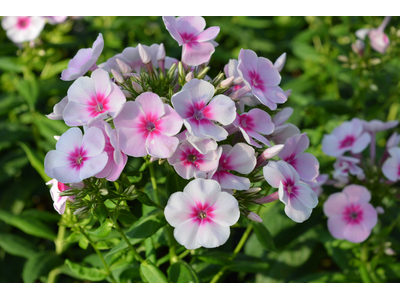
[333,156,365,184]
[323,185,378,243]
[1,16,45,43]
[46,16,68,25]
[164,178,240,250]
[355,17,391,54]
[46,179,84,214]
[382,147,400,182]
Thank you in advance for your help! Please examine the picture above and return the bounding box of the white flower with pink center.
[382,147,400,182]
[232,108,275,148]
[171,79,236,141]
[114,92,183,159]
[210,143,256,191]
[63,68,126,126]
[1,16,45,43]
[163,16,220,66]
[278,133,319,182]
[236,49,287,110]
[322,118,371,157]
[168,140,221,180]
[44,127,108,183]
[61,33,104,81]
[164,178,240,250]
[88,120,128,182]
[263,160,318,223]
[323,185,378,243]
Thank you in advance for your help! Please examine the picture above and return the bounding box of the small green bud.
[178,61,186,78]
[196,66,210,80]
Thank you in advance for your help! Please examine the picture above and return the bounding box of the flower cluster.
[321,117,399,243]
[44,16,321,250]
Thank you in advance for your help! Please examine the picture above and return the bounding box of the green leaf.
[88,219,113,239]
[105,211,166,258]
[79,236,89,250]
[117,209,138,225]
[0,233,37,258]
[65,259,107,282]
[17,141,50,183]
[0,209,56,240]
[17,78,38,110]
[20,209,60,222]
[195,251,232,266]
[22,252,60,283]
[93,203,108,224]
[140,259,168,283]
[135,191,158,207]
[229,259,270,273]
[168,260,201,283]
[253,222,276,252]
[0,57,23,72]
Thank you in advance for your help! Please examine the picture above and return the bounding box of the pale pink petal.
[210,192,240,226]
[53,165,82,184]
[388,147,400,161]
[351,132,371,153]
[263,161,286,188]
[165,192,196,227]
[105,153,127,181]
[198,119,228,141]
[257,57,281,86]
[183,178,221,207]
[246,108,274,134]
[67,76,96,106]
[382,156,399,181]
[274,53,286,72]
[63,101,92,126]
[195,26,220,42]
[61,49,95,81]
[182,42,215,66]
[182,79,215,106]
[171,89,194,119]
[55,127,82,154]
[327,215,347,240]
[173,161,196,179]
[284,197,312,223]
[174,218,201,250]
[294,183,318,209]
[162,16,183,45]
[279,133,309,160]
[91,68,111,99]
[176,16,206,37]
[156,105,183,136]
[343,223,371,243]
[44,150,70,178]
[361,203,378,230]
[252,87,276,109]
[204,95,236,125]
[118,126,148,157]
[46,96,68,120]
[214,171,250,190]
[272,107,293,127]
[292,153,319,182]
[263,86,287,105]
[271,123,301,144]
[78,152,108,181]
[146,133,179,158]
[81,127,105,157]
[183,118,202,138]
[136,92,165,121]
[239,127,261,148]
[102,83,126,118]
[225,143,256,174]
[343,185,371,204]
[238,49,258,76]
[322,135,342,157]
[323,192,348,217]
[246,129,271,147]
[197,221,230,248]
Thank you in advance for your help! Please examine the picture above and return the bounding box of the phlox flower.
[278,133,319,182]
[323,185,377,243]
[46,16,68,25]
[61,33,104,81]
[114,92,183,158]
[163,16,219,66]
[269,107,301,144]
[88,120,128,181]
[382,147,400,182]
[322,118,371,157]
[387,132,400,149]
[46,96,68,120]
[176,130,218,155]
[63,68,126,126]
[309,174,329,197]
[232,108,275,148]
[46,179,84,214]
[44,127,108,183]
[171,79,236,141]
[356,17,391,54]
[210,143,256,191]
[164,178,240,250]
[263,160,318,223]
[236,49,287,110]
[333,156,365,185]
[168,140,221,180]
[1,16,45,43]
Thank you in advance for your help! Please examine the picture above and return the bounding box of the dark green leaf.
[195,251,232,266]
[0,233,37,258]
[0,209,56,240]
[22,252,61,283]
[0,57,23,72]
[93,203,108,224]
[140,259,168,283]
[65,259,107,282]
[229,259,269,273]
[20,209,60,222]
[168,260,201,283]
[88,219,113,239]
[17,141,50,183]
[253,222,276,252]
[117,209,138,225]
[17,78,38,110]
[135,191,158,207]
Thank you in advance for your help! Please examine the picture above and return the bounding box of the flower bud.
[255,144,285,168]
[131,81,143,93]
[244,187,261,194]
[247,212,263,223]
[196,66,210,80]
[111,69,124,84]
[178,61,186,78]
[122,90,132,98]
[124,185,135,195]
[351,39,365,57]
[376,206,385,214]
[185,72,194,82]
[99,188,108,196]
[116,58,131,74]
[157,43,166,61]
[138,43,151,64]
[167,63,177,79]
[220,76,234,88]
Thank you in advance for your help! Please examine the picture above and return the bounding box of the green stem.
[210,224,253,283]
[54,222,66,255]
[79,227,117,283]
[165,225,178,264]
[47,267,62,283]
[148,162,160,205]
[178,249,191,260]
[113,220,144,263]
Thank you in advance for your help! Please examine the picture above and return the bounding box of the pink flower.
[333,156,365,184]
[114,92,183,158]
[44,127,108,183]
[278,133,319,182]
[88,120,128,182]
[168,140,221,180]
[269,107,301,144]
[171,79,236,141]
[46,96,68,120]
[164,178,240,249]
[211,143,256,191]
[359,119,398,133]
[63,68,126,126]
[232,108,275,148]
[1,16,45,43]
[322,118,371,157]
[61,33,104,81]
[351,39,365,57]
[46,16,68,25]
[323,185,378,243]
[46,179,84,214]
[176,130,218,155]
[163,16,220,66]
[387,132,400,149]
[236,49,287,110]
[309,174,329,197]
[263,161,318,223]
[355,17,391,54]
[382,147,400,182]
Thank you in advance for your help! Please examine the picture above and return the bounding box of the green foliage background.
[0,16,399,283]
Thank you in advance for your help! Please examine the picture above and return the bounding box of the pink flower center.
[190,202,214,224]
[181,148,203,168]
[17,17,31,29]
[198,211,207,219]
[248,70,265,91]
[343,204,363,224]
[239,113,254,130]
[57,182,71,192]
[146,121,156,132]
[397,164,400,177]
[218,153,232,171]
[68,147,88,170]
[180,32,196,43]
[87,94,110,117]
[194,110,204,120]
[283,179,298,196]
[340,136,355,149]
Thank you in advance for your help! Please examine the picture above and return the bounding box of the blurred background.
[0,16,399,283]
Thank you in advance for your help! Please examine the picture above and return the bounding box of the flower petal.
[327,215,347,240]
[197,221,230,248]
[165,191,197,227]
[343,185,371,204]
[343,223,371,243]
[174,218,201,250]
[182,42,215,66]
[183,178,221,208]
[323,192,348,217]
[210,192,240,226]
